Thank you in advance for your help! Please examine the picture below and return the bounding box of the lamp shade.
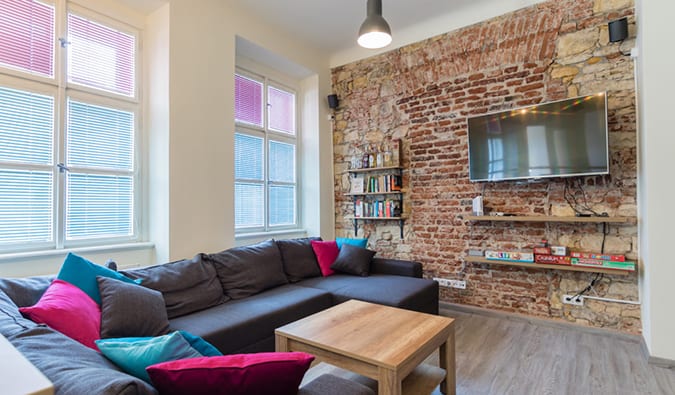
[357,0,392,49]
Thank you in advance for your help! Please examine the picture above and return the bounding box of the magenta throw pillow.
[146,352,315,395]
[19,279,101,350]
[310,240,339,276]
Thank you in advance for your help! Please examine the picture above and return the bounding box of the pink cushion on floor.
[146,352,314,395]
[19,279,101,350]
[310,240,339,276]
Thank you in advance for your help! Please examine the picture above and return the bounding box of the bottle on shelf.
[362,148,370,169]
[368,145,375,168]
[376,145,383,168]
[383,142,393,167]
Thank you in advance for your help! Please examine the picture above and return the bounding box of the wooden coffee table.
[275,300,455,395]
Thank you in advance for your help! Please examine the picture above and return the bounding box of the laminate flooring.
[304,308,675,395]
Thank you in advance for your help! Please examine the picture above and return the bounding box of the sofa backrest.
[0,275,53,308]
[122,254,228,319]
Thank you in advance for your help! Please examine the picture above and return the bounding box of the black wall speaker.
[327,94,339,109]
[608,17,628,43]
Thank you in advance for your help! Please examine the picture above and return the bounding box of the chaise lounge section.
[0,237,438,394]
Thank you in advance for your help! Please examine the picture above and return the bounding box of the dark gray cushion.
[276,237,322,282]
[123,254,227,319]
[299,374,375,395]
[97,276,170,339]
[0,289,36,337]
[297,274,439,315]
[0,275,53,307]
[168,284,332,355]
[8,326,157,395]
[204,239,288,300]
[331,244,376,276]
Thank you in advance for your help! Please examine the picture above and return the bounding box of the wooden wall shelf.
[347,166,402,174]
[464,256,633,276]
[464,215,635,224]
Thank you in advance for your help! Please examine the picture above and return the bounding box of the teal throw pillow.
[335,237,368,249]
[57,252,141,305]
[96,332,203,382]
[179,331,222,357]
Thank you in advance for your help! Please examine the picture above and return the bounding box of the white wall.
[636,0,675,361]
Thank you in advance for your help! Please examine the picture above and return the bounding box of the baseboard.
[639,337,675,369]
[439,301,642,344]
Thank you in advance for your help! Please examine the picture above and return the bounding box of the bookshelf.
[347,166,405,238]
[463,256,633,276]
[463,214,637,275]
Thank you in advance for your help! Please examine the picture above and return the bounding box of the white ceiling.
[116,0,546,66]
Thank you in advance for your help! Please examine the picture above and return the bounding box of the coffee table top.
[275,300,454,370]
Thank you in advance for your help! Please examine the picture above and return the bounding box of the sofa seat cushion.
[168,284,332,355]
[123,254,227,319]
[296,274,439,315]
[8,326,157,395]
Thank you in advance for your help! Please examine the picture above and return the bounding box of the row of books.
[351,174,402,194]
[485,249,635,272]
[354,199,401,218]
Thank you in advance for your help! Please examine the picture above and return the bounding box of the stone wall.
[332,0,640,332]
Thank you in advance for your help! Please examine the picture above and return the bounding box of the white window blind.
[0,5,140,252]
[65,100,134,240]
[0,0,54,78]
[0,86,54,246]
[67,12,135,97]
[234,70,297,232]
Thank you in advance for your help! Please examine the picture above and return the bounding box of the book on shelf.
[350,175,365,194]
[353,199,400,218]
[534,254,571,265]
[571,258,635,271]
[570,252,625,262]
[485,250,534,263]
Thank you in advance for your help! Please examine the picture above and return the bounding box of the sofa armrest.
[299,374,374,395]
[370,258,423,278]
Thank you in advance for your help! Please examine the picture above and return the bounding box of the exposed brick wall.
[332,0,640,332]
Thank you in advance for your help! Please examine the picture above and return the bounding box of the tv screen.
[467,93,609,182]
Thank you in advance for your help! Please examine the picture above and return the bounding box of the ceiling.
[117,0,546,66]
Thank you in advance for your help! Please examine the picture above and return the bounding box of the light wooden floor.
[304,308,675,395]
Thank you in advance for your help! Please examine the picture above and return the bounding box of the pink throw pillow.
[146,352,315,395]
[310,240,339,276]
[19,279,101,350]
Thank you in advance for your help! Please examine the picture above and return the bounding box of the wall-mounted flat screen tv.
[467,93,609,182]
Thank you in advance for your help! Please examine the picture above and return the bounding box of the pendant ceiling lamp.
[357,0,392,49]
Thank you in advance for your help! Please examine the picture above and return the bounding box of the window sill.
[235,229,307,245]
[0,242,155,263]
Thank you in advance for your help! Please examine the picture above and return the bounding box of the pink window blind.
[268,86,295,135]
[235,74,263,127]
[67,13,135,96]
[0,0,54,77]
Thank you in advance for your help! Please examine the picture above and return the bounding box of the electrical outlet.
[563,294,584,306]
[433,278,466,289]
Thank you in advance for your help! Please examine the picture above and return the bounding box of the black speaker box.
[609,17,628,43]
[327,94,339,109]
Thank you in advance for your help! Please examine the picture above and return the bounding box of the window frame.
[0,1,142,254]
[234,67,299,234]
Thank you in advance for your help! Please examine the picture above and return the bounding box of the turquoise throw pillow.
[57,252,141,305]
[335,237,368,249]
[179,331,222,356]
[96,332,203,382]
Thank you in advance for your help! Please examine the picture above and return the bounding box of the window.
[234,70,298,232]
[0,1,139,253]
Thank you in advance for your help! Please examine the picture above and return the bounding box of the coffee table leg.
[378,366,401,395]
[275,334,289,352]
[439,324,456,395]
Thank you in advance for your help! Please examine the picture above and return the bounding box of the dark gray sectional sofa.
[0,238,438,395]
